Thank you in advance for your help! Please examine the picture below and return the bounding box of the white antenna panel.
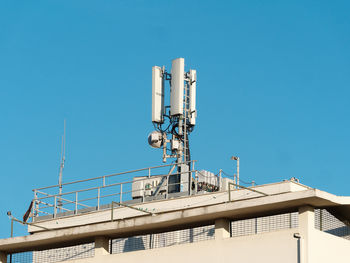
[170,58,185,116]
[152,66,164,123]
[189,69,197,125]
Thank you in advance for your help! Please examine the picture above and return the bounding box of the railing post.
[34,190,38,218]
[97,188,100,210]
[54,196,57,218]
[111,202,114,222]
[103,176,105,187]
[148,168,151,178]
[195,171,198,194]
[191,161,195,196]
[8,218,13,263]
[75,192,78,214]
[166,175,169,199]
[228,183,232,202]
[120,184,123,203]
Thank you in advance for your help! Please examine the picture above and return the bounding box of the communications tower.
[148,58,197,194]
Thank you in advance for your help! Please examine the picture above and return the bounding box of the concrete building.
[0,167,350,263]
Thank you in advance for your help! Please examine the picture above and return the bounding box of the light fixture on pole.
[231,156,240,187]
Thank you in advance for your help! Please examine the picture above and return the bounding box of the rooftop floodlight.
[231,156,240,187]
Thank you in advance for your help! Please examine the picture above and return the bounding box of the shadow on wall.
[124,237,145,252]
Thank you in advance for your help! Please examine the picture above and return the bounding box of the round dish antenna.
[148,131,163,148]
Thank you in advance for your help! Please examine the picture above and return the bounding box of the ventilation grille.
[315,209,350,240]
[8,242,94,263]
[231,212,298,237]
[110,224,215,254]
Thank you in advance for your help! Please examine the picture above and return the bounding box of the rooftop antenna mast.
[148,58,197,195]
[58,119,66,211]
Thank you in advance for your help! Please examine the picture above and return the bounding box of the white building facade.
[1,181,350,263]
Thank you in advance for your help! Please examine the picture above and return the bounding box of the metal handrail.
[36,175,191,209]
[33,161,196,191]
[33,164,196,219]
[36,177,189,205]
[34,169,193,201]
[111,201,154,222]
[34,209,51,215]
[228,182,268,202]
[36,180,191,218]
[37,200,72,212]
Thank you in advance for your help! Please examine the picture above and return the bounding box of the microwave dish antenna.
[148,131,163,148]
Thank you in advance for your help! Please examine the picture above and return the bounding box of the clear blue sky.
[1,1,349,238]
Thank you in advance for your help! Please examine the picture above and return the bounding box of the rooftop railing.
[31,161,198,221]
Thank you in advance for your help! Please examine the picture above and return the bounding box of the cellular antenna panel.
[189,69,197,125]
[170,58,185,116]
[152,66,164,123]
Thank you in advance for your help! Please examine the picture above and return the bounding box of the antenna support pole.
[150,58,197,195]
[58,119,66,212]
